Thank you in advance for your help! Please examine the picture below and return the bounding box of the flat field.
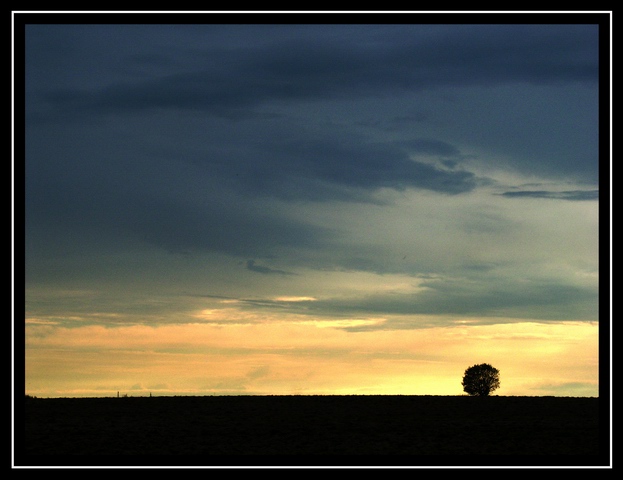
[19,395,607,467]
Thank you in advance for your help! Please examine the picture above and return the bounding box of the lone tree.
[461,363,500,396]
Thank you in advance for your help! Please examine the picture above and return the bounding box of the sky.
[18,13,608,398]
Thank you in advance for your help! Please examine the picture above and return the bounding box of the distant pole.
[117,391,119,398]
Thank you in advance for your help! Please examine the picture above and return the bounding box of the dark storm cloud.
[24,121,333,261]
[225,134,478,198]
[26,174,331,260]
[128,197,330,256]
[401,139,462,157]
[26,22,598,188]
[24,113,476,270]
[29,24,598,123]
[24,22,600,193]
[23,20,602,295]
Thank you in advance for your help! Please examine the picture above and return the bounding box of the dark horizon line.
[24,393,599,399]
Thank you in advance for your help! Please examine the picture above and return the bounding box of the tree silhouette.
[461,363,500,396]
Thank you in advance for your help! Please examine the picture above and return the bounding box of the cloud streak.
[30,24,598,122]
[499,189,599,201]
[246,260,296,276]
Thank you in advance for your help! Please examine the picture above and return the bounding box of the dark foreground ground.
[18,395,609,467]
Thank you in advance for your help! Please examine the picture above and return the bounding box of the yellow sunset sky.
[25,306,599,397]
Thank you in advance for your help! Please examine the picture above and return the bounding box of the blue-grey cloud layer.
[23,18,602,326]
[29,24,598,117]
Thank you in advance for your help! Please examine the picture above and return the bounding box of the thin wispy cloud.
[499,189,599,201]
[246,260,296,276]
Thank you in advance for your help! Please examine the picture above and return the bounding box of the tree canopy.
[461,363,500,396]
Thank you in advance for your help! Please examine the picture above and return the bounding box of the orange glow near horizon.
[24,316,599,398]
